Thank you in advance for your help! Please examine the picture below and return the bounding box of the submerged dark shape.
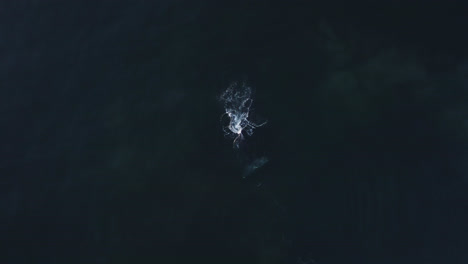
[243,156,269,178]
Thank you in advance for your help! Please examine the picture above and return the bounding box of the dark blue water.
[2,1,468,263]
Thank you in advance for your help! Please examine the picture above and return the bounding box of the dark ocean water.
[2,1,468,263]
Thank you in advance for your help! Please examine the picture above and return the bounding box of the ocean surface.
[2,1,468,263]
